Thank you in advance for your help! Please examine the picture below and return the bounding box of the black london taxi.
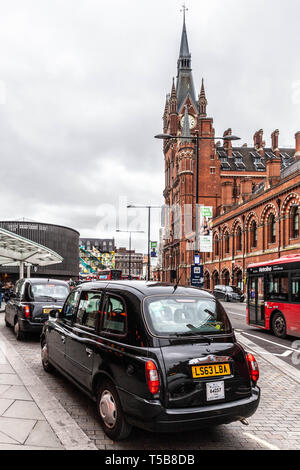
[5,278,70,340]
[40,281,260,440]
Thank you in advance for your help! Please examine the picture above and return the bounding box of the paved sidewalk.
[0,345,63,449]
[0,329,97,450]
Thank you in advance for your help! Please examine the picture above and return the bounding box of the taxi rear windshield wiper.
[174,330,213,343]
[36,295,57,301]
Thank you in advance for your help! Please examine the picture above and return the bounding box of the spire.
[178,5,191,72]
[179,5,190,59]
[198,78,208,117]
[181,104,191,143]
[176,7,197,113]
[171,77,176,99]
[169,77,177,114]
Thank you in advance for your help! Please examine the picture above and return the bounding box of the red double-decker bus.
[97,269,122,281]
[247,254,300,338]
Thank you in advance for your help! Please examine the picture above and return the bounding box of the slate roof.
[217,147,295,173]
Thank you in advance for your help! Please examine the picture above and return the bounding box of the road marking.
[254,350,293,357]
[241,331,300,353]
[243,432,279,450]
[236,333,300,384]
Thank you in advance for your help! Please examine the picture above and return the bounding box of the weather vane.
[180,3,188,20]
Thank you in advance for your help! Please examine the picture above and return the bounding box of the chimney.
[295,131,300,160]
[253,129,264,157]
[239,178,253,203]
[271,129,280,156]
[221,181,233,212]
[266,157,281,188]
[223,128,232,157]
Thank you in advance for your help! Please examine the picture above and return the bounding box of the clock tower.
[161,10,221,284]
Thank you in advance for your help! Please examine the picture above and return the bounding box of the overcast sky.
[0,0,299,253]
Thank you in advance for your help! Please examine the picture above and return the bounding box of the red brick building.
[160,14,300,289]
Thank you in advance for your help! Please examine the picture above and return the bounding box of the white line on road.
[228,312,245,317]
[241,331,300,353]
[243,432,279,450]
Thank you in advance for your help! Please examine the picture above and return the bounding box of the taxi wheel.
[41,341,55,373]
[96,380,132,441]
[272,312,286,338]
[14,319,24,341]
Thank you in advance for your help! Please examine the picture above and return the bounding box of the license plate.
[206,381,225,401]
[191,363,231,378]
[43,308,61,314]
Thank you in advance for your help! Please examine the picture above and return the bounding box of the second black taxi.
[41,281,260,440]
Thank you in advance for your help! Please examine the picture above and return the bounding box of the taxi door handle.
[86,348,93,357]
[61,335,66,344]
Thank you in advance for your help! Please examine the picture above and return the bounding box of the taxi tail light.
[145,360,160,395]
[246,353,259,383]
[23,305,31,318]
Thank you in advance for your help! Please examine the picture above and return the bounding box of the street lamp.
[155,132,240,254]
[116,229,144,279]
[127,205,161,281]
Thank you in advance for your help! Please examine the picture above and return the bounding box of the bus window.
[291,275,300,302]
[266,273,289,301]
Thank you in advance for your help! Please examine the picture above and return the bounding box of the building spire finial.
[198,78,208,117]
[180,3,188,24]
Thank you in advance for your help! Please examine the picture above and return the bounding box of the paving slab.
[0,398,14,415]
[25,420,63,449]
[0,364,14,374]
[0,443,59,450]
[0,385,32,401]
[0,430,20,445]
[0,416,36,443]
[0,374,22,386]
[3,400,45,420]
[0,385,11,395]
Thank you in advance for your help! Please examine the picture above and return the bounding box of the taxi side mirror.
[49,309,60,319]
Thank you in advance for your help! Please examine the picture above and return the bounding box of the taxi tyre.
[14,318,25,341]
[271,311,286,339]
[41,340,55,373]
[96,380,132,441]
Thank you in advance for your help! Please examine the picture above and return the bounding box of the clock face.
[181,114,196,129]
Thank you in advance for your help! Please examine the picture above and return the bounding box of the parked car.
[40,280,260,440]
[5,278,70,340]
[213,285,245,302]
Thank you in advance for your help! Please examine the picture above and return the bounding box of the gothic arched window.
[236,226,242,252]
[268,214,276,244]
[250,221,257,248]
[224,231,230,254]
[290,205,299,239]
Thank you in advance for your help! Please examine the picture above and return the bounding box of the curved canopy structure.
[0,226,63,277]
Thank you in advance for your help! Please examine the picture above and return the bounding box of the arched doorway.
[222,269,230,286]
[204,271,210,290]
[233,267,243,290]
[212,270,219,288]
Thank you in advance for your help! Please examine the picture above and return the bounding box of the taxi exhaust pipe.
[240,418,249,426]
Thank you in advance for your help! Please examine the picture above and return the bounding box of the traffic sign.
[191,264,204,288]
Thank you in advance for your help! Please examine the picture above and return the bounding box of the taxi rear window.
[143,296,232,337]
